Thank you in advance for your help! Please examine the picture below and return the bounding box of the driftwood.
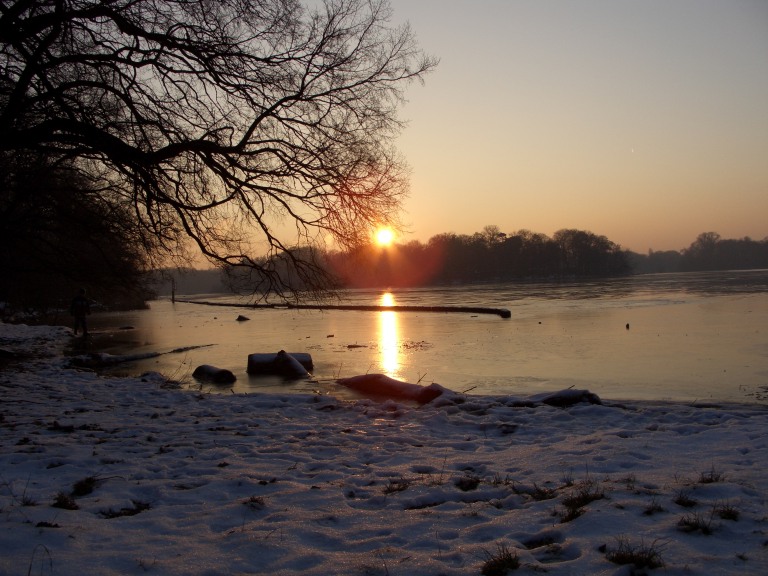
[176,299,511,319]
[70,344,213,368]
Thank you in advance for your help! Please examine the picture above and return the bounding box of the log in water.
[176,299,512,319]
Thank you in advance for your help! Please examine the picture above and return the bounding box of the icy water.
[82,270,768,404]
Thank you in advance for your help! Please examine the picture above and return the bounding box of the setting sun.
[375,227,394,247]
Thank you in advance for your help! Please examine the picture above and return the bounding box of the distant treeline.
[161,228,768,295]
[327,227,631,288]
[326,228,767,289]
[629,232,768,274]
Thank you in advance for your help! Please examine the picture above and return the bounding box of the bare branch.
[0,0,437,299]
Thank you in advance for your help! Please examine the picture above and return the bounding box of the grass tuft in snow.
[558,505,584,523]
[99,500,151,519]
[677,509,716,535]
[642,496,666,516]
[243,495,266,510]
[513,482,556,501]
[383,477,411,494]
[699,465,725,484]
[558,476,606,523]
[52,492,78,510]
[560,468,575,487]
[490,472,513,486]
[714,501,740,521]
[455,474,481,492]
[71,476,98,497]
[562,478,605,508]
[2,477,38,507]
[673,488,697,508]
[480,542,520,575]
[604,536,665,569]
[618,473,637,491]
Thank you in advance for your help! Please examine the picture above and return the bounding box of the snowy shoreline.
[2,322,767,575]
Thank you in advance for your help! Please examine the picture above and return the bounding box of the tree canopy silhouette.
[0,0,435,298]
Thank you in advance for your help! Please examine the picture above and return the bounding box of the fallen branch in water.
[176,299,511,319]
[70,344,214,368]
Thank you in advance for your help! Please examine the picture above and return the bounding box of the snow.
[2,322,767,575]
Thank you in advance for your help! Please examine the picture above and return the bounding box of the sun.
[375,227,394,247]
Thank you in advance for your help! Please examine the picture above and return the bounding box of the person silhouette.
[70,288,91,337]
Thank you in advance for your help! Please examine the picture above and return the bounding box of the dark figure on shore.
[70,288,91,336]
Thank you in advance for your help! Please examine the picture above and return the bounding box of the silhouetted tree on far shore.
[630,232,768,274]
[324,226,632,288]
[163,228,768,294]
[323,226,766,289]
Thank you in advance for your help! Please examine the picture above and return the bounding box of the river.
[81,269,768,404]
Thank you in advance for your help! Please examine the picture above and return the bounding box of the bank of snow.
[1,323,767,575]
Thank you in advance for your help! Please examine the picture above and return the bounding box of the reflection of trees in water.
[495,270,768,301]
[631,269,768,297]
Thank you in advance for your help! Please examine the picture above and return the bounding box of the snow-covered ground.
[1,322,767,575]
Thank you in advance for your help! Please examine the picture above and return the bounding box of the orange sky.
[388,0,768,253]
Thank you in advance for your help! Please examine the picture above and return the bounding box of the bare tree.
[0,0,436,298]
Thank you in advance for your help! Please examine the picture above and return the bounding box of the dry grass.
[714,501,740,521]
[605,536,665,569]
[673,488,697,508]
[243,495,266,510]
[383,477,411,494]
[642,496,665,516]
[559,477,605,523]
[71,475,98,496]
[455,474,481,492]
[52,492,78,510]
[481,543,520,575]
[99,500,151,519]
[698,465,724,484]
[678,510,716,535]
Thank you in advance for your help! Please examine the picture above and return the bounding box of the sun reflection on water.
[378,292,400,378]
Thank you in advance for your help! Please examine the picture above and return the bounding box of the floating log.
[177,299,511,319]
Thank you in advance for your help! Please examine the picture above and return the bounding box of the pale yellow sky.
[389,0,768,253]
